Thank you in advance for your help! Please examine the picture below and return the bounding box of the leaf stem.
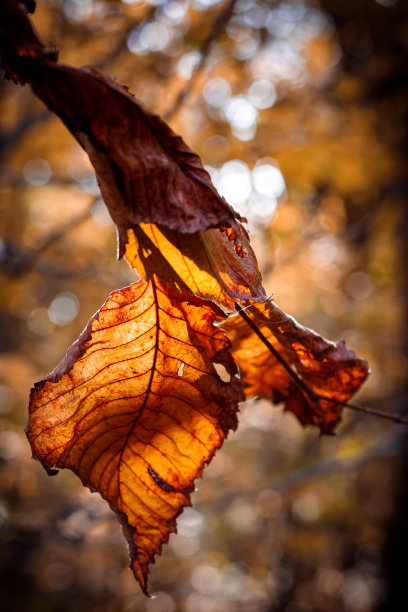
[325,397,408,425]
[234,302,319,405]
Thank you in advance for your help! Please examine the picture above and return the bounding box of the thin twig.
[198,424,406,514]
[327,397,408,425]
[234,301,319,405]
[235,302,408,427]
[227,295,273,317]
[164,0,238,121]
[0,202,94,276]
[36,203,95,255]
[0,111,50,162]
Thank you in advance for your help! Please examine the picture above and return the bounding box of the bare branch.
[0,110,49,162]
[0,202,94,276]
[164,0,238,121]
[236,301,408,427]
[334,398,408,426]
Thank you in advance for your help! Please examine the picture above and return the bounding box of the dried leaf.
[0,0,240,238]
[3,3,372,596]
[124,223,266,309]
[27,277,244,593]
[0,26,240,241]
[0,0,57,82]
[0,1,265,305]
[67,66,240,245]
[223,301,369,433]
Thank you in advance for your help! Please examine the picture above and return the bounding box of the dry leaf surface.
[125,223,266,308]
[0,0,265,305]
[224,301,369,433]
[27,277,244,593]
[0,2,240,239]
[2,0,371,596]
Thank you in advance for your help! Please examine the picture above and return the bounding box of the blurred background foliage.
[1,0,408,610]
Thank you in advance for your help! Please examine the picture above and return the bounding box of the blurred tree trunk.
[319,1,408,608]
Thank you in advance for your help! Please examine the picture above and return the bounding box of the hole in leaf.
[214,363,231,383]
[177,362,185,377]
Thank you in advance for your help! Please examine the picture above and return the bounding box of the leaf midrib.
[117,279,160,511]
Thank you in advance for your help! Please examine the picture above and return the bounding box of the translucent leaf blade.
[27,277,244,593]
[224,301,369,433]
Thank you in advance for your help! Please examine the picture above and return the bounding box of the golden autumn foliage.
[2,1,407,607]
[0,0,372,593]
[28,276,243,593]
[124,223,265,307]
[224,301,368,434]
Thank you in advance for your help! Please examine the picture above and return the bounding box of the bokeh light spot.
[0,384,16,415]
[63,0,94,22]
[0,430,22,460]
[212,160,251,211]
[160,1,187,25]
[247,79,277,109]
[177,52,201,78]
[292,492,321,522]
[203,77,231,108]
[177,507,203,537]
[224,95,258,130]
[344,272,373,300]
[253,163,286,198]
[23,158,52,187]
[48,292,80,326]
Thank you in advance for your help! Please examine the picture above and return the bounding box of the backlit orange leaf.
[124,223,266,309]
[26,277,244,594]
[2,1,373,596]
[223,301,369,433]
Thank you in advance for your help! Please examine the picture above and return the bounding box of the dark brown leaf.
[0,8,241,241]
[0,1,266,307]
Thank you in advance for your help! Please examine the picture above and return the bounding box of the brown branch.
[0,202,94,276]
[327,397,408,426]
[0,2,159,160]
[0,110,50,162]
[236,302,408,427]
[164,0,238,121]
[199,421,405,515]
[36,204,94,255]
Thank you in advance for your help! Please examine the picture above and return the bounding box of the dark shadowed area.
[1,0,407,610]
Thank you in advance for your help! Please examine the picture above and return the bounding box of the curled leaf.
[27,277,244,593]
[224,301,369,433]
[0,24,241,240]
[125,223,266,309]
[0,1,265,307]
[0,1,240,240]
